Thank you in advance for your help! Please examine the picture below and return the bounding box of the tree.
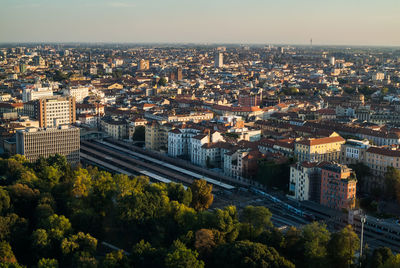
[72,251,98,268]
[158,77,168,87]
[281,226,303,264]
[101,250,130,268]
[349,163,371,191]
[207,206,239,243]
[39,214,72,241]
[7,183,40,218]
[384,167,400,201]
[241,206,273,238]
[165,240,204,268]
[369,247,393,268]
[300,222,330,268]
[61,232,97,256]
[37,166,62,191]
[194,229,216,255]
[90,171,116,216]
[37,258,58,268]
[131,240,165,268]
[46,154,68,172]
[132,126,145,141]
[72,168,92,198]
[31,229,51,253]
[212,240,294,268]
[0,187,10,214]
[381,254,400,268]
[328,225,360,267]
[167,183,192,206]
[115,175,149,199]
[0,241,17,264]
[190,179,213,211]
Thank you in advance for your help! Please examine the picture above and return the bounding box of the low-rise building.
[145,121,172,152]
[340,139,370,165]
[64,86,89,102]
[294,134,345,162]
[100,116,129,140]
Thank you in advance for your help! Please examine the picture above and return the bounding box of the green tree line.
[0,154,398,267]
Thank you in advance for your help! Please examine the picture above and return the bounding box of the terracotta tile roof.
[296,136,345,146]
[366,147,400,157]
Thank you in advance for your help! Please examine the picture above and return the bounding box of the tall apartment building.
[289,162,323,202]
[294,135,345,162]
[36,96,76,128]
[320,163,357,210]
[16,125,80,165]
[214,52,223,68]
[290,162,357,210]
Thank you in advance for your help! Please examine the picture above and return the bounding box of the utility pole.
[360,215,366,267]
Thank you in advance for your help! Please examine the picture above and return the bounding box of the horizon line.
[0,41,400,48]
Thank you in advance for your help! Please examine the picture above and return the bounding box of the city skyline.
[1,0,400,46]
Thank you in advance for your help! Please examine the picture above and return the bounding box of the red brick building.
[320,163,357,210]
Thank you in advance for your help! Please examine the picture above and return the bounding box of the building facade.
[294,135,345,162]
[16,125,80,165]
[145,121,172,152]
[64,86,89,103]
[289,162,322,202]
[36,96,76,128]
[320,163,357,210]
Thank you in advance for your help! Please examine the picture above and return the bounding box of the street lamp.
[360,215,366,267]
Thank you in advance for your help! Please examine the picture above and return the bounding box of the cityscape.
[1,0,400,268]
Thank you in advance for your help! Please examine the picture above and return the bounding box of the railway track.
[81,140,235,191]
[81,143,195,186]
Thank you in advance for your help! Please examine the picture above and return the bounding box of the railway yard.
[80,138,400,253]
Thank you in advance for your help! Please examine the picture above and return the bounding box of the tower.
[214,52,223,68]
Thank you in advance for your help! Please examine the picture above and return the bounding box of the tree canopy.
[0,154,397,267]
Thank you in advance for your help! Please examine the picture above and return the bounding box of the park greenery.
[0,154,398,267]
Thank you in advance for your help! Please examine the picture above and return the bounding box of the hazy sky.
[1,0,399,46]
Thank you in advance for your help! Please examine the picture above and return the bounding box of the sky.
[0,0,399,46]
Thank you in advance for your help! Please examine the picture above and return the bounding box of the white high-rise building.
[329,56,335,66]
[214,52,223,68]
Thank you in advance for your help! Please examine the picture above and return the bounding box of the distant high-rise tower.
[310,38,313,48]
[329,56,335,66]
[214,52,223,68]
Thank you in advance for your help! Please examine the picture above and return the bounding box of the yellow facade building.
[294,133,345,162]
